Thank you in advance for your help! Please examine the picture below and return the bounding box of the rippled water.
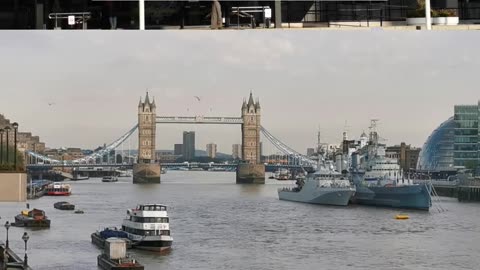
[1,171,480,270]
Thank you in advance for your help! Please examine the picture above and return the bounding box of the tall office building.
[206,143,217,159]
[182,131,195,161]
[232,144,242,160]
[174,144,183,156]
[454,102,480,170]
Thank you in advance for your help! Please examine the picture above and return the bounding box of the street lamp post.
[425,0,432,30]
[139,0,145,30]
[22,232,29,267]
[4,126,10,166]
[12,122,18,170]
[0,128,3,165]
[4,221,10,249]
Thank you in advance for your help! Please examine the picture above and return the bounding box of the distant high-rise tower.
[241,92,261,164]
[138,92,156,164]
[174,144,183,156]
[206,143,217,158]
[232,144,242,159]
[183,131,195,161]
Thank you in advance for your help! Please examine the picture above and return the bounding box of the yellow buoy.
[395,214,409,220]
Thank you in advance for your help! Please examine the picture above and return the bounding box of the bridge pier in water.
[133,163,161,184]
[134,92,161,184]
[236,163,265,184]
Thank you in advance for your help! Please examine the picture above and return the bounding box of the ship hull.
[91,232,133,249]
[134,240,172,252]
[14,215,51,227]
[46,191,71,196]
[351,184,431,211]
[97,254,144,270]
[278,188,356,206]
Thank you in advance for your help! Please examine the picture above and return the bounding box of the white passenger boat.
[121,204,173,251]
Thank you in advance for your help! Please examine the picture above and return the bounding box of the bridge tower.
[133,92,161,184]
[236,92,265,184]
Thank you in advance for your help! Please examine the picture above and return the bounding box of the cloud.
[1,31,479,153]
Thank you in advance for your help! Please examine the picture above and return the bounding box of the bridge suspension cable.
[260,126,317,167]
[26,124,138,164]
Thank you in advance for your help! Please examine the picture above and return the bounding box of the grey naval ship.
[278,158,356,206]
[349,121,432,211]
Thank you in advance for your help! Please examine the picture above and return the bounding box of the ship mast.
[317,126,321,155]
[369,119,380,146]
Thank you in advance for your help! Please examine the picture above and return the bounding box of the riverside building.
[417,101,480,174]
[1,0,478,29]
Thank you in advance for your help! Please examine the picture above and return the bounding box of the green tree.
[0,146,25,172]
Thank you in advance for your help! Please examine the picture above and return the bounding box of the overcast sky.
[0,31,478,154]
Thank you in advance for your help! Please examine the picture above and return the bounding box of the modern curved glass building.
[416,117,455,171]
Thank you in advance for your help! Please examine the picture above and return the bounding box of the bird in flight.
[194,96,201,102]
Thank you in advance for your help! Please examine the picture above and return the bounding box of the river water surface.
[1,171,479,270]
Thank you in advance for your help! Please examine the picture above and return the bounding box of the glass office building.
[417,117,455,171]
[418,101,480,173]
[454,102,480,170]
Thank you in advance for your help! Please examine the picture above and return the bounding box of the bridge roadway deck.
[26,163,313,172]
[156,116,243,124]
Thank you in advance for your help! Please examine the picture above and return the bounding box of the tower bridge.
[25,92,317,184]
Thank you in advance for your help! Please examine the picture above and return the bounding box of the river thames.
[1,171,480,270]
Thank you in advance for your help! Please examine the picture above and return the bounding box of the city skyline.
[1,32,479,153]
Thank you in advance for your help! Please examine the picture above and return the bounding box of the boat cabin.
[135,204,167,211]
[23,208,47,219]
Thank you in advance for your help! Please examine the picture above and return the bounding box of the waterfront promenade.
[0,242,31,270]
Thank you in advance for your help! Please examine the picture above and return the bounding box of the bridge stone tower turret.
[133,92,161,184]
[236,92,265,184]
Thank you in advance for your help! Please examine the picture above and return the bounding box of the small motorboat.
[102,176,118,182]
[395,214,409,220]
[54,201,75,210]
[72,175,89,181]
[91,227,131,249]
[13,208,51,228]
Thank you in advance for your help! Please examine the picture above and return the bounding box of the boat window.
[131,216,169,223]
